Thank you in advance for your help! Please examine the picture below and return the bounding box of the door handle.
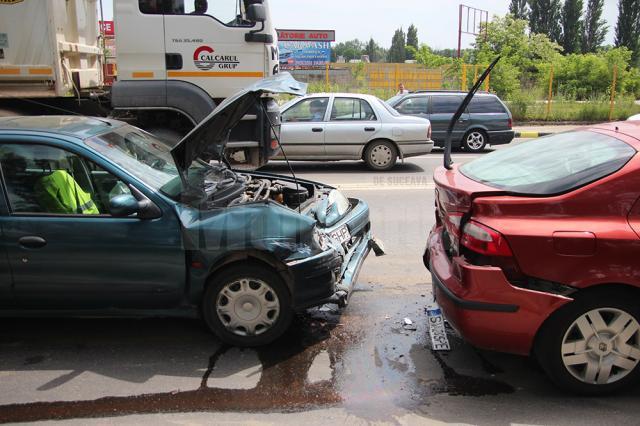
[18,236,47,249]
[364,127,376,132]
[312,127,323,132]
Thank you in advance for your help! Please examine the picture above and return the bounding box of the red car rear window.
[460,131,635,195]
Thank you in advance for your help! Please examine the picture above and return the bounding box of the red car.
[425,122,640,394]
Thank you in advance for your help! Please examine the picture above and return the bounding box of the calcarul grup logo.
[193,45,240,71]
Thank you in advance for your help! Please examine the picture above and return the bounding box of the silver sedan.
[275,93,433,170]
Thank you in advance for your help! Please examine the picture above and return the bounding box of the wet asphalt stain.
[428,350,514,397]
[0,312,349,424]
[22,355,45,366]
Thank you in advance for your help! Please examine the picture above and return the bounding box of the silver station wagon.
[276,93,433,170]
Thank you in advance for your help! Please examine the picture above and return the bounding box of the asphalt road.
[2,137,640,425]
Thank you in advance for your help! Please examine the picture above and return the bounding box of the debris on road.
[402,317,417,331]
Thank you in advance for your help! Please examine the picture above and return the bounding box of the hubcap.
[561,307,640,385]
[370,145,392,167]
[216,278,280,337]
[466,132,485,150]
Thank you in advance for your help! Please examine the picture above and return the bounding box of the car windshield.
[460,131,636,195]
[86,125,208,199]
[376,98,401,117]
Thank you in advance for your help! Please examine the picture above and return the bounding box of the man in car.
[191,0,208,14]
[309,100,326,122]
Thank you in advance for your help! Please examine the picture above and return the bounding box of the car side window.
[431,96,463,114]
[281,98,329,123]
[468,96,507,114]
[395,97,428,115]
[0,144,132,216]
[330,98,377,121]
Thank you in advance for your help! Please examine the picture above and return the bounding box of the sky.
[100,0,620,49]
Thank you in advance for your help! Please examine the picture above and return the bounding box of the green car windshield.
[86,125,208,200]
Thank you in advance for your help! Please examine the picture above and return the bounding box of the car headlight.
[315,190,350,227]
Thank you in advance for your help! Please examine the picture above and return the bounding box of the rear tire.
[202,264,293,347]
[535,292,640,395]
[364,140,397,171]
[462,129,487,152]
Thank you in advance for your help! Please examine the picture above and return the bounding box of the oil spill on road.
[0,311,353,424]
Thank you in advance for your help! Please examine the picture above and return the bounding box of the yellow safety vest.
[35,170,100,215]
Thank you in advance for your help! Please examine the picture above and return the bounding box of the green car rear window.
[460,131,636,195]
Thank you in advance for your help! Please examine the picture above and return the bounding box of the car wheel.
[535,293,640,395]
[202,264,293,347]
[364,140,397,171]
[462,130,487,152]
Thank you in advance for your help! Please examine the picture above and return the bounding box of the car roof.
[407,91,495,97]
[0,115,124,140]
[303,93,378,100]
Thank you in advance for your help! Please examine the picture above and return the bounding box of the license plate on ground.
[426,303,451,351]
[327,224,351,245]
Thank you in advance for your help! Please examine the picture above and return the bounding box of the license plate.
[327,224,351,245]
[426,303,451,351]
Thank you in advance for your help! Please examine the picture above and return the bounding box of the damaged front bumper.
[286,198,384,310]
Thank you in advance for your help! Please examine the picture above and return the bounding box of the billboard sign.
[99,20,115,37]
[278,41,331,70]
[277,29,335,42]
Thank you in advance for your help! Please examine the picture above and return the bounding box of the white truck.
[0,0,281,167]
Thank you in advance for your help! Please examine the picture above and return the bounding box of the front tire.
[202,264,293,347]
[364,140,397,171]
[462,129,487,152]
[535,292,640,395]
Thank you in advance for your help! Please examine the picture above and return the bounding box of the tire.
[535,292,640,395]
[202,264,293,347]
[364,140,397,171]
[462,129,488,152]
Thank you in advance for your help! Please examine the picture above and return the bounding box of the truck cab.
[112,0,278,123]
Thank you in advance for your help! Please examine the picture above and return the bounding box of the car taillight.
[507,118,512,129]
[444,212,463,238]
[427,125,432,140]
[461,220,513,257]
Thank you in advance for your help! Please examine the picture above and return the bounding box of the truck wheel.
[535,292,640,395]
[364,140,397,171]
[202,264,293,347]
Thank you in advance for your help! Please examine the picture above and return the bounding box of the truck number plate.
[327,224,351,245]
[426,304,450,351]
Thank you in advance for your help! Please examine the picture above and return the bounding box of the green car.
[388,91,515,152]
[0,74,383,346]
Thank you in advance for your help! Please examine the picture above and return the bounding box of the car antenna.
[443,56,501,170]
[4,95,112,127]
[259,95,302,213]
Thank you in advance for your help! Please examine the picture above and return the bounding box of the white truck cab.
[111,0,279,125]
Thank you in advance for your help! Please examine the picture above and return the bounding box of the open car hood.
[171,72,307,171]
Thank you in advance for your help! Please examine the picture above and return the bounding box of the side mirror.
[246,3,266,22]
[109,194,139,217]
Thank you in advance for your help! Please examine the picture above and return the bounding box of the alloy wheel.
[216,278,280,337]
[561,307,640,385]
[465,131,485,150]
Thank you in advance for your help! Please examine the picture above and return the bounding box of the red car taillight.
[461,220,513,257]
[507,118,512,129]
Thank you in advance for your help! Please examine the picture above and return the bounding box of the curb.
[514,131,554,138]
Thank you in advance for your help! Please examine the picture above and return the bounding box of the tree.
[614,0,640,63]
[364,38,385,62]
[582,0,608,53]
[561,0,583,54]
[406,24,419,59]
[509,0,529,19]
[388,28,407,63]
[331,39,364,62]
[528,0,563,43]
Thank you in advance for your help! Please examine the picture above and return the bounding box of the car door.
[0,136,186,309]
[280,97,329,158]
[0,181,12,306]
[429,95,470,146]
[323,97,381,159]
